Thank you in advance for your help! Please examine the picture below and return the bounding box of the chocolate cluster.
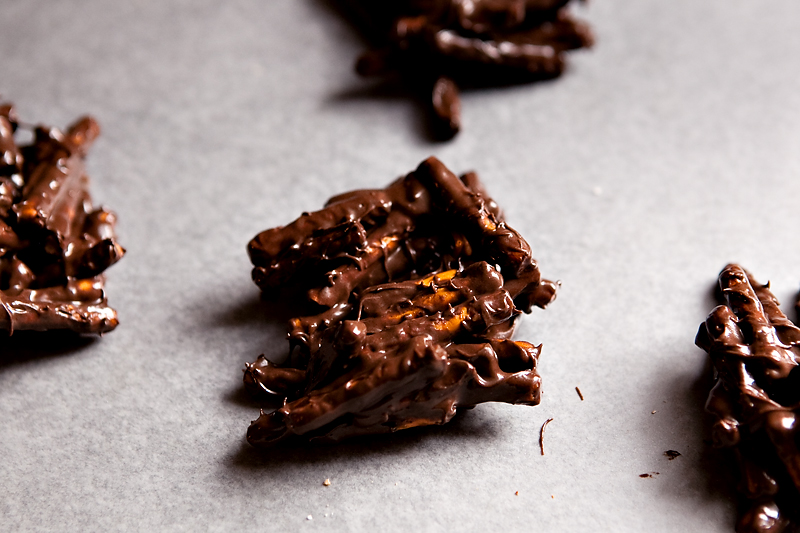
[0,102,124,335]
[696,265,800,533]
[245,157,557,446]
[342,0,593,138]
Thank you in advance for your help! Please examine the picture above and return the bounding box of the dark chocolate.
[696,264,800,533]
[0,101,124,335]
[245,157,557,446]
[341,0,593,139]
[539,416,554,455]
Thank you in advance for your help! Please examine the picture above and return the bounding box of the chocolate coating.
[245,157,556,446]
[0,101,124,335]
[341,0,593,139]
[696,265,800,533]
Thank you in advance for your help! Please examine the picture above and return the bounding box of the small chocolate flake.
[323,478,331,486]
[664,450,681,460]
[639,472,660,478]
[575,386,584,401]
[539,417,554,456]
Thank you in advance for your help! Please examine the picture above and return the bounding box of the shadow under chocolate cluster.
[244,156,557,447]
[0,101,124,335]
[341,0,593,138]
[696,265,800,533]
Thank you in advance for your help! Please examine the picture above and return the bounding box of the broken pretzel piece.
[245,157,556,446]
[696,264,800,533]
[0,100,124,335]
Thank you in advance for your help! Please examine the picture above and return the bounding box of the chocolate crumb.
[539,417,554,456]
[515,491,519,496]
[323,479,331,486]
[663,450,681,460]
[575,386,584,401]
[245,157,557,447]
[639,472,659,478]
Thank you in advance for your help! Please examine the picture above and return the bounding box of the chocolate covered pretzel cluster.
[343,0,593,138]
[0,102,124,335]
[696,265,800,533]
[245,157,557,446]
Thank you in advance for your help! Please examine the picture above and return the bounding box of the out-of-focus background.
[2,1,800,530]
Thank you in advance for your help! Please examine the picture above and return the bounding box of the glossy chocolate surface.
[0,101,124,335]
[696,265,800,533]
[340,0,593,138]
[245,157,556,446]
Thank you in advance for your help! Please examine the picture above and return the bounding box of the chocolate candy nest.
[341,0,593,138]
[696,265,800,533]
[245,156,557,446]
[0,101,124,335]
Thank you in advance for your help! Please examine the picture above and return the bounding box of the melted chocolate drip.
[245,157,556,446]
[0,101,124,335]
[696,265,800,533]
[341,0,593,139]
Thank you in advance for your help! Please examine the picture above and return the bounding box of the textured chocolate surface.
[696,265,800,533]
[245,157,556,446]
[0,102,124,335]
[340,0,592,138]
